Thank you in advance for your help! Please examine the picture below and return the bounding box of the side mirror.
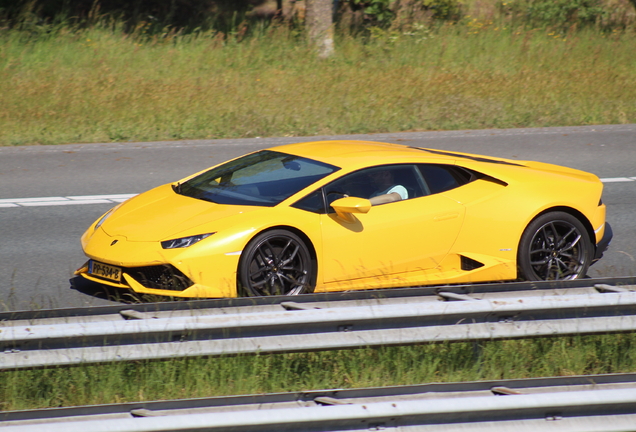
[330,197,371,221]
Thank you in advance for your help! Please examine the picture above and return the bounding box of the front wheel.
[238,229,315,297]
[518,212,592,281]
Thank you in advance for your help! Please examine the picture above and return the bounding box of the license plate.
[89,261,122,282]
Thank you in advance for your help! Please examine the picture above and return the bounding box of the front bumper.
[593,222,613,263]
[79,225,243,298]
[76,260,194,291]
[75,262,229,298]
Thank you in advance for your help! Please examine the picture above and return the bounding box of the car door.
[319,165,466,284]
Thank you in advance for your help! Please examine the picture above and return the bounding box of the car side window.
[292,189,326,214]
[324,165,425,210]
[417,164,476,194]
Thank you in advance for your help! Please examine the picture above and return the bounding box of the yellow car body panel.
[80,185,325,298]
[320,193,466,284]
[77,140,609,298]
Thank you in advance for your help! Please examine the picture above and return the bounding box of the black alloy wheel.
[518,211,592,281]
[238,229,315,296]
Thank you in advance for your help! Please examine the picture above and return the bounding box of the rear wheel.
[238,230,315,297]
[518,212,592,281]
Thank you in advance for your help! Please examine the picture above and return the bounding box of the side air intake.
[461,256,485,271]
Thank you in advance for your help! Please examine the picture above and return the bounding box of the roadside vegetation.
[2,333,636,411]
[1,0,636,146]
[1,0,636,412]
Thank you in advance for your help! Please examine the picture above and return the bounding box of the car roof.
[270,140,445,166]
[269,140,530,169]
[264,140,601,187]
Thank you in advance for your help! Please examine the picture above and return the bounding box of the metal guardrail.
[2,275,635,321]
[1,280,636,370]
[3,373,636,431]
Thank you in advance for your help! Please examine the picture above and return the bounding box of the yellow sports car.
[76,140,612,298]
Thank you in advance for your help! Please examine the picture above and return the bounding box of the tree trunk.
[305,0,335,58]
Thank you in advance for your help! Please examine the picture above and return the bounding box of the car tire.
[518,211,592,281]
[238,229,315,297]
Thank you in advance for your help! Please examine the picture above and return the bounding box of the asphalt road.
[1,124,635,311]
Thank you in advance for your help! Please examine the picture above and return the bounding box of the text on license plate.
[89,261,122,282]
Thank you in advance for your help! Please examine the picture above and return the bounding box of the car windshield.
[178,150,339,206]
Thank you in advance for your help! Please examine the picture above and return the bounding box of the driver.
[368,170,408,205]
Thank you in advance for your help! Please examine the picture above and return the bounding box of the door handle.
[434,213,459,222]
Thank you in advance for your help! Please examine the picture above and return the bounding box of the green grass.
[1,23,635,146]
[2,333,636,411]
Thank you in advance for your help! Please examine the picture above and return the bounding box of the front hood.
[101,184,263,241]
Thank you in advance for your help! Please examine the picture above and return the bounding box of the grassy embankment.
[1,21,635,146]
[2,9,636,412]
[2,334,636,411]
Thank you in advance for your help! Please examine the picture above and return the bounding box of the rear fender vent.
[461,256,485,271]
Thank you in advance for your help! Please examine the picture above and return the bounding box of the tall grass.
[1,22,635,146]
[2,334,636,411]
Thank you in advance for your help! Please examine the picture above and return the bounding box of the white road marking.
[0,177,634,209]
[601,177,636,183]
[0,194,136,208]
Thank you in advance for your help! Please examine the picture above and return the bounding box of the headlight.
[161,233,214,249]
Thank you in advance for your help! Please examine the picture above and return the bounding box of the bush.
[0,0,267,34]
[498,0,608,29]
[345,0,462,28]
